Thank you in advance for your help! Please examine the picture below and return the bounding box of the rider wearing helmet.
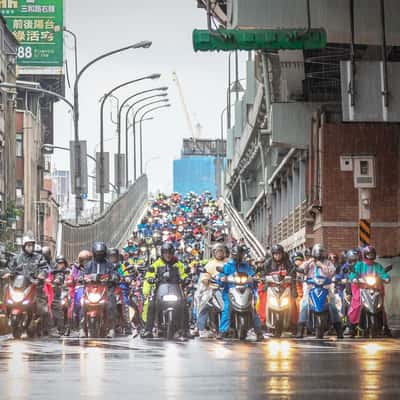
[291,251,305,313]
[296,243,342,338]
[348,245,391,337]
[195,243,227,338]
[8,232,50,333]
[109,247,132,335]
[258,244,296,329]
[141,243,189,339]
[49,255,70,336]
[217,244,263,341]
[81,242,118,338]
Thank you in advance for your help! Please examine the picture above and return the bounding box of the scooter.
[307,274,331,339]
[357,274,385,338]
[148,269,185,340]
[226,272,256,340]
[81,273,109,338]
[196,278,224,334]
[4,272,44,339]
[263,271,293,337]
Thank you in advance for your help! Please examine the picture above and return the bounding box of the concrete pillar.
[299,159,306,202]
[293,161,300,208]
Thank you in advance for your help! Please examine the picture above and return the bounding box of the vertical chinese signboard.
[0,0,63,67]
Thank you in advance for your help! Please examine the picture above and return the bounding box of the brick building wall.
[311,122,400,256]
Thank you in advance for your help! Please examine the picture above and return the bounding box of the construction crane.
[172,71,199,140]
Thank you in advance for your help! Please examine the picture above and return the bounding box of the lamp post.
[117,86,168,186]
[125,97,168,182]
[99,74,160,212]
[63,27,78,79]
[131,99,169,180]
[138,104,171,175]
[73,40,152,223]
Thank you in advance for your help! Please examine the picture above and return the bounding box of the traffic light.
[193,28,326,52]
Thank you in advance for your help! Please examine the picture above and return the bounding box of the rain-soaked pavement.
[0,335,399,400]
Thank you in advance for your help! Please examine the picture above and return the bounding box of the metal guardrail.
[223,197,266,259]
[60,175,148,262]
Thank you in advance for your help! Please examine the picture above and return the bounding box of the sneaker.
[199,330,214,339]
[107,329,116,339]
[140,330,154,339]
[79,328,87,338]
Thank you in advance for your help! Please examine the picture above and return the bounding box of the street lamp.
[73,40,152,223]
[123,94,168,183]
[63,27,78,79]
[0,82,74,111]
[117,86,168,186]
[131,99,169,180]
[138,104,171,175]
[99,73,160,212]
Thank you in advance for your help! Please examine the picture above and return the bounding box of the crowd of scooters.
[0,190,393,341]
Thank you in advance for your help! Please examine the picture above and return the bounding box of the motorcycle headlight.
[11,289,24,303]
[88,293,101,303]
[163,294,178,302]
[281,298,289,307]
[366,276,377,286]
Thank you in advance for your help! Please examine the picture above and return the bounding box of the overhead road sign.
[193,28,327,52]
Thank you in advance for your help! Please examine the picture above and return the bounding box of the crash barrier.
[60,175,148,262]
[222,197,266,259]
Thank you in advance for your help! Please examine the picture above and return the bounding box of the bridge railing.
[223,197,266,259]
[59,175,148,262]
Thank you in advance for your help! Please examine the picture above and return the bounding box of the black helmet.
[55,255,67,265]
[312,244,326,261]
[92,242,107,261]
[271,244,284,255]
[362,246,376,261]
[292,251,304,263]
[230,244,246,258]
[161,242,175,255]
[109,248,120,262]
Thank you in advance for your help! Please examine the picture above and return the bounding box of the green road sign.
[0,0,63,67]
[193,28,327,52]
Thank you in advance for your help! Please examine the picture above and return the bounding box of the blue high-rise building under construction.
[173,138,226,197]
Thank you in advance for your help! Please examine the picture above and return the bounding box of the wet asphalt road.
[0,335,399,400]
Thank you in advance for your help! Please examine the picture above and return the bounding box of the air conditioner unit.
[353,156,375,189]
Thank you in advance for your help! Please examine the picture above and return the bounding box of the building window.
[16,133,23,157]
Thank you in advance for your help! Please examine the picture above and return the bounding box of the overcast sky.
[53,0,246,197]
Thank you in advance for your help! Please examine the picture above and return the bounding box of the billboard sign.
[0,0,63,67]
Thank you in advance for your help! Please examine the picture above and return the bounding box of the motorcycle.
[81,273,110,338]
[195,278,224,334]
[307,274,331,339]
[263,271,294,337]
[356,274,386,338]
[51,275,71,335]
[148,269,185,340]
[4,272,45,339]
[226,272,256,340]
